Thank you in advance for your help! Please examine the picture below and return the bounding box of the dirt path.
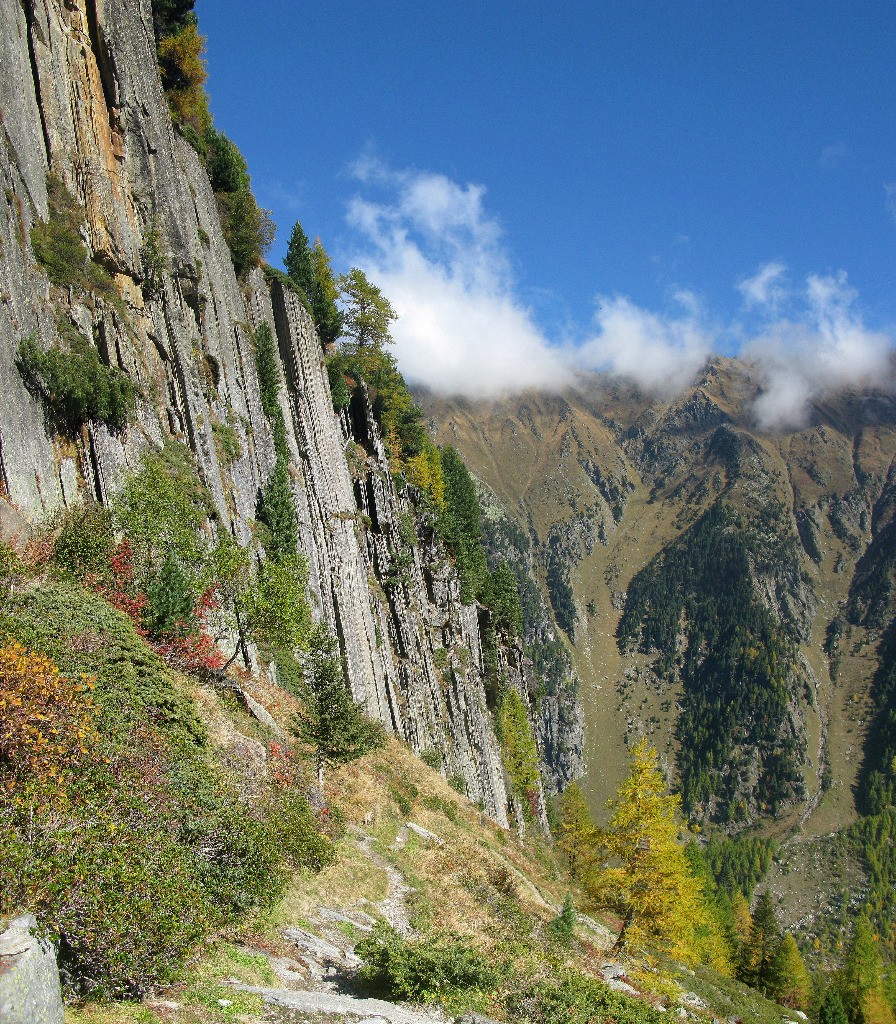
[357,831,415,937]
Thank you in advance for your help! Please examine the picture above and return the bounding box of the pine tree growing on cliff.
[440,445,489,604]
[338,268,397,348]
[284,221,315,301]
[289,626,386,786]
[489,561,523,637]
[309,239,343,346]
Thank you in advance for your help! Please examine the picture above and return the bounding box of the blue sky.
[197,1,896,420]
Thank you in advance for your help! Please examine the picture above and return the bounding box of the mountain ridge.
[420,358,896,847]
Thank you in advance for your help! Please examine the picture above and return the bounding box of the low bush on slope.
[0,559,335,998]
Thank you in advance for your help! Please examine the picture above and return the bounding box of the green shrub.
[18,335,136,434]
[420,747,443,771]
[266,789,336,872]
[207,132,274,276]
[212,420,242,464]
[0,580,333,996]
[0,545,18,610]
[357,924,500,1003]
[327,355,352,412]
[217,188,275,276]
[488,561,523,637]
[0,578,205,743]
[51,503,115,579]
[547,894,577,946]
[507,972,669,1024]
[1,805,210,998]
[30,175,116,297]
[143,551,195,636]
[448,773,468,797]
[140,219,168,297]
[207,130,249,193]
[112,442,211,595]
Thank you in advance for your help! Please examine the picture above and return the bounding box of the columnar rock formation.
[0,0,582,825]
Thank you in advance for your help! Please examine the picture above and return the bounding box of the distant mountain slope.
[420,359,896,845]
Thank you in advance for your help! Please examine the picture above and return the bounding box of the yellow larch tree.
[587,738,712,964]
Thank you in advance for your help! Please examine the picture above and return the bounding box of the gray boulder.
[0,915,63,1024]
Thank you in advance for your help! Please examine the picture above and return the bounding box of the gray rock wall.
[0,915,64,1024]
[0,0,567,829]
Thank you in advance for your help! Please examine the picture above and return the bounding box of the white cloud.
[344,167,572,398]
[737,261,788,311]
[744,271,894,430]
[342,163,895,419]
[576,295,713,397]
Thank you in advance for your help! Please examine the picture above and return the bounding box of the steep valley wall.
[0,0,581,826]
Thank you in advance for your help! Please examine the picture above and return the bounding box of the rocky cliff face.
[0,0,577,826]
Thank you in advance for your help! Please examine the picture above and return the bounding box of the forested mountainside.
[422,361,896,943]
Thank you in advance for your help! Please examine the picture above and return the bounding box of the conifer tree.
[820,987,850,1024]
[289,626,386,786]
[839,917,893,1024]
[771,933,811,1010]
[338,267,397,348]
[284,221,314,301]
[740,890,781,996]
[731,889,753,946]
[489,561,523,637]
[440,445,489,603]
[556,781,598,878]
[496,688,542,817]
[589,738,708,962]
[309,238,343,346]
[730,889,754,974]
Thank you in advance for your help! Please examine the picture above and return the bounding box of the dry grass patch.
[261,837,390,935]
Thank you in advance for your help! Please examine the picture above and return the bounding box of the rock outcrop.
[0,0,581,826]
[0,915,64,1024]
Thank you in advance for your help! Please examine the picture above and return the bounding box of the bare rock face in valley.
[0,0,579,828]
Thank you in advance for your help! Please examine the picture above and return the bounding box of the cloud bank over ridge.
[344,165,895,427]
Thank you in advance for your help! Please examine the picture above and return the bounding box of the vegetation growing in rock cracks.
[29,174,117,299]
[17,334,136,435]
[252,320,299,561]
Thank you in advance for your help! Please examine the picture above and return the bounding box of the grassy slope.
[64,737,795,1024]
[12,577,786,1024]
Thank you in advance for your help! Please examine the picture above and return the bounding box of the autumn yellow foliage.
[587,738,726,967]
[157,21,212,137]
[0,641,98,797]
